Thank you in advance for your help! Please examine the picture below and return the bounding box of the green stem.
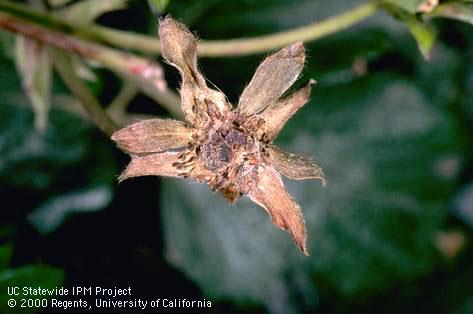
[198,2,379,56]
[0,0,379,56]
[52,50,119,136]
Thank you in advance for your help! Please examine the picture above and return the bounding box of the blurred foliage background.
[0,0,472,313]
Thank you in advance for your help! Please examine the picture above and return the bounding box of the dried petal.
[220,184,241,203]
[265,145,325,184]
[158,17,230,125]
[247,165,308,255]
[158,16,205,87]
[238,42,305,116]
[258,79,314,141]
[113,20,323,256]
[111,119,192,154]
[118,152,182,182]
[186,157,215,182]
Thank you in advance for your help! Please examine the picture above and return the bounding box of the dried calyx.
[111,16,325,255]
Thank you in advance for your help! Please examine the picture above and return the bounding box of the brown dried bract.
[111,16,325,255]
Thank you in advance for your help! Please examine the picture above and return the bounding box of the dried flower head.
[112,17,325,255]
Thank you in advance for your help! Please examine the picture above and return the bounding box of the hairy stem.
[0,0,379,56]
[52,50,119,136]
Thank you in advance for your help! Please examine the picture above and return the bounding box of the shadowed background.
[0,0,472,313]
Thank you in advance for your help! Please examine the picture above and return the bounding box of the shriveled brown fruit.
[112,16,325,255]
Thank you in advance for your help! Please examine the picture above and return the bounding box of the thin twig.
[51,94,155,127]
[106,80,138,123]
[0,0,379,56]
[52,50,118,136]
[0,10,182,118]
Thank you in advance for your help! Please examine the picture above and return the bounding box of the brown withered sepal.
[112,16,325,255]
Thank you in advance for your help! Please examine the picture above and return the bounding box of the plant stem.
[0,0,379,56]
[106,80,138,123]
[198,2,379,56]
[52,50,119,136]
[0,10,182,118]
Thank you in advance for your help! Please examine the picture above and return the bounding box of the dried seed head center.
[200,113,261,177]
[111,17,326,254]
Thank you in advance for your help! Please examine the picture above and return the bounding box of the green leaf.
[0,100,88,189]
[0,265,64,314]
[14,37,52,131]
[148,0,170,13]
[161,73,464,312]
[427,2,473,25]
[403,14,436,59]
[168,0,223,26]
[0,32,14,60]
[384,4,436,59]
[0,243,13,270]
[58,0,128,25]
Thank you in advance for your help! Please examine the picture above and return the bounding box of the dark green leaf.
[147,0,170,13]
[0,265,64,314]
[0,101,89,189]
[404,14,436,58]
[0,243,13,270]
[384,4,436,59]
